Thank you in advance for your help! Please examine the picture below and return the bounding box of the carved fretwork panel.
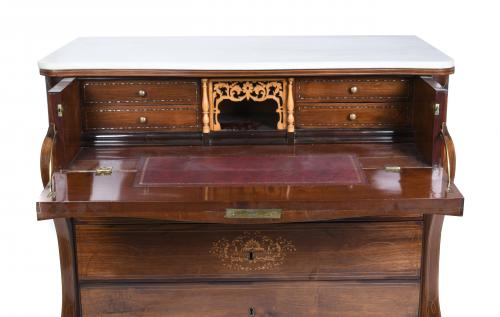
[207,79,289,131]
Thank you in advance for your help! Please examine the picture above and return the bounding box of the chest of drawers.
[36,36,463,317]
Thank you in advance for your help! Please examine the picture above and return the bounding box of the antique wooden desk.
[36,36,463,317]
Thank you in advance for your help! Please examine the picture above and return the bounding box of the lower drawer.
[75,222,422,280]
[80,282,420,317]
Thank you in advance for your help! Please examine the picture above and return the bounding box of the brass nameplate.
[225,208,282,219]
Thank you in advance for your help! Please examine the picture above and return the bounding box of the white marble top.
[38,36,453,71]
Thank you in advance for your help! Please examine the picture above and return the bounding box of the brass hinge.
[384,165,401,173]
[95,167,113,176]
[66,166,113,176]
[434,103,440,116]
[57,104,64,117]
[47,180,56,199]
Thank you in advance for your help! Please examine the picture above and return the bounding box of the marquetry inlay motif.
[209,231,296,271]
[207,79,289,131]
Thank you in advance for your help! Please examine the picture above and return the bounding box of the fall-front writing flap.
[36,144,463,222]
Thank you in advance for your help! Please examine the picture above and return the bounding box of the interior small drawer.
[296,77,410,102]
[75,221,422,281]
[81,282,420,317]
[296,103,411,128]
[82,80,199,105]
[83,105,200,131]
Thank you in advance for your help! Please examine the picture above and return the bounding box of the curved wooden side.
[40,125,56,187]
[420,214,444,317]
[54,218,79,317]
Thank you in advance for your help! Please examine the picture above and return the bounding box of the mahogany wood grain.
[413,77,448,164]
[296,102,410,128]
[420,214,444,317]
[296,77,410,102]
[39,67,455,78]
[76,222,422,281]
[82,129,413,146]
[81,127,415,147]
[74,142,422,160]
[48,78,81,170]
[69,143,427,170]
[82,104,200,132]
[80,281,420,317]
[74,216,424,225]
[82,131,204,146]
[53,218,79,317]
[36,144,464,222]
[82,79,199,105]
[37,66,461,317]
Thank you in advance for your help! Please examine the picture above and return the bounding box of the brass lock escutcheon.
[248,307,256,317]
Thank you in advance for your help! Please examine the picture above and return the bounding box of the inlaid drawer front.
[81,282,420,317]
[296,77,410,102]
[296,103,410,128]
[83,105,200,131]
[82,80,199,105]
[76,222,422,280]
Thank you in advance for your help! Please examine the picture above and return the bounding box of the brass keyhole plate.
[248,307,256,317]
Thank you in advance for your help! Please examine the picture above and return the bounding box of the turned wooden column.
[201,78,210,134]
[287,78,295,133]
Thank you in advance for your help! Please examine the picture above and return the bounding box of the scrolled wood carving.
[209,231,296,271]
[208,79,288,131]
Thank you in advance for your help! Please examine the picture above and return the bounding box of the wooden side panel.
[76,222,422,281]
[48,78,81,169]
[413,76,448,164]
[53,219,79,317]
[80,282,420,317]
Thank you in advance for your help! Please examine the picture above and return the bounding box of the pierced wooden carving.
[209,231,296,271]
[208,79,289,131]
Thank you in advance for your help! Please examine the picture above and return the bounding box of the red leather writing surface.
[136,154,366,186]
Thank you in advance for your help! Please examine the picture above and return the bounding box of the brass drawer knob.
[139,116,148,124]
[348,113,357,121]
[349,86,358,94]
[138,89,147,97]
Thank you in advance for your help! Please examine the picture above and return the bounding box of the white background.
[0,0,498,316]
